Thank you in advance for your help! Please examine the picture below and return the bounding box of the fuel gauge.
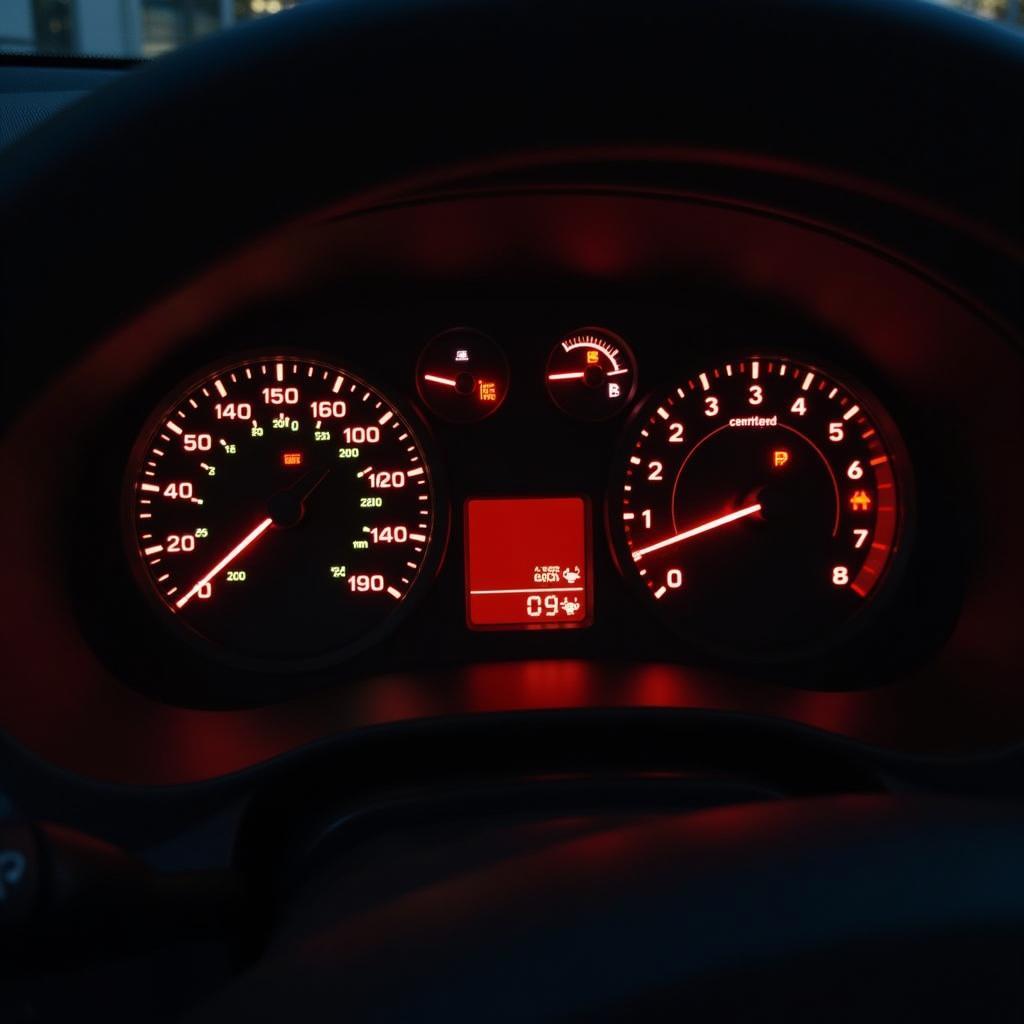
[545,327,637,421]
[416,328,509,423]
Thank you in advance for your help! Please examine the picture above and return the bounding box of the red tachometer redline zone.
[125,355,441,667]
[610,355,908,659]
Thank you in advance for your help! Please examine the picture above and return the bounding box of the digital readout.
[465,497,591,629]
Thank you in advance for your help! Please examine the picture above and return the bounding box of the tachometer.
[609,355,910,659]
[125,354,443,668]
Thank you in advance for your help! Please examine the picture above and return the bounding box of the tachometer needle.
[175,517,274,609]
[631,503,762,561]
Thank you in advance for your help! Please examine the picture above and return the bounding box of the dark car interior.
[1,0,1022,1019]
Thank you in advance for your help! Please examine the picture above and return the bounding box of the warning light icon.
[282,452,303,467]
[478,381,498,403]
[772,449,790,469]
[586,349,600,365]
[849,490,872,511]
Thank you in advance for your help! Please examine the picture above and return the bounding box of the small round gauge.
[545,327,637,420]
[416,328,509,422]
[125,354,443,668]
[609,355,910,660]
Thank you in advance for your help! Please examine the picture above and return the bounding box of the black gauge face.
[545,327,637,420]
[610,355,909,660]
[125,355,443,668]
[416,328,509,422]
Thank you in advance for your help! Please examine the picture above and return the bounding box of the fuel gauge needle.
[631,503,762,561]
[175,517,273,609]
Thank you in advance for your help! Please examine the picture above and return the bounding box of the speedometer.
[125,354,443,668]
[609,354,910,660]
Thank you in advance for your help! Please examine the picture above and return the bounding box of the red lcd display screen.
[465,497,592,629]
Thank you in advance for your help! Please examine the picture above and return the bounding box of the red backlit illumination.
[282,451,303,467]
[465,497,591,629]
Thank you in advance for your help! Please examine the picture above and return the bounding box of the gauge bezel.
[415,327,510,423]
[605,350,916,665]
[121,349,450,673]
[544,325,639,421]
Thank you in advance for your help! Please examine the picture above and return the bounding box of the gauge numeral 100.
[343,426,379,444]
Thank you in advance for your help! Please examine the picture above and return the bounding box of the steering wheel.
[2,1,1022,1020]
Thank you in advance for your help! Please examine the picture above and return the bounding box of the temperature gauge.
[545,327,637,421]
[416,328,509,423]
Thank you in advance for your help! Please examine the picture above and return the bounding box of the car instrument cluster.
[121,320,913,683]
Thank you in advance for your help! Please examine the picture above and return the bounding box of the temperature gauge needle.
[631,503,762,561]
[175,517,273,609]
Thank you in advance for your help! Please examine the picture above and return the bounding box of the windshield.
[1,0,1021,59]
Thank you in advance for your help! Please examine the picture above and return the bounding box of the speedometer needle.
[631,503,762,562]
[175,517,274,609]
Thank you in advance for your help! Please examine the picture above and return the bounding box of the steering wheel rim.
[185,795,1024,1022]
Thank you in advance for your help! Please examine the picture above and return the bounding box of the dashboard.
[111,295,928,688]
[1,185,1020,784]
[0,1,1021,799]
[1,5,1024,1020]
